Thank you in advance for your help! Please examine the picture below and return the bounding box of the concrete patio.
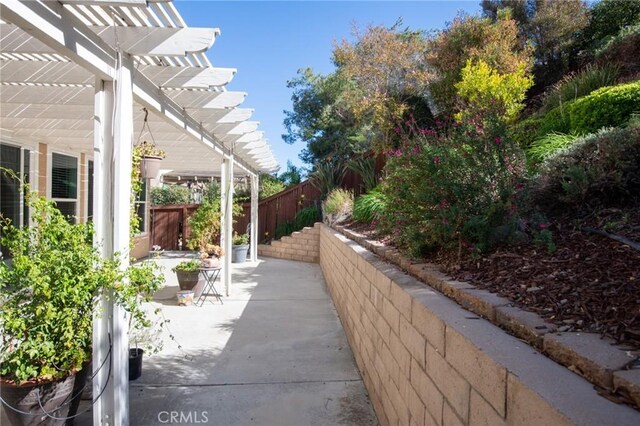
[74,255,377,425]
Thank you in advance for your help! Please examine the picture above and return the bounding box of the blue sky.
[178,1,481,172]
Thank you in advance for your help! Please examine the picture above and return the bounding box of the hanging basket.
[140,156,162,180]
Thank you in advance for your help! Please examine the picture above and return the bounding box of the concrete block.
[400,315,426,368]
[411,300,446,355]
[614,369,640,408]
[388,330,411,379]
[410,359,444,424]
[390,279,414,320]
[442,402,464,426]
[374,269,392,297]
[506,373,571,426]
[407,381,427,426]
[445,327,507,417]
[495,306,554,348]
[375,312,392,344]
[381,341,401,389]
[454,288,510,322]
[425,344,470,422]
[381,387,400,426]
[543,332,634,389]
[382,297,401,334]
[439,280,476,302]
[469,389,505,426]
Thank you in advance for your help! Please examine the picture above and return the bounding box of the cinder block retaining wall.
[319,225,640,426]
[257,223,320,263]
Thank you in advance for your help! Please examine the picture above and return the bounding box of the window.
[51,153,78,223]
[134,180,147,234]
[1,144,21,228]
[1,143,28,258]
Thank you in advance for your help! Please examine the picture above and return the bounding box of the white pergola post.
[220,156,234,296]
[250,173,259,262]
[92,52,133,426]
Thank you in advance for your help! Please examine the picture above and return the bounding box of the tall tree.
[332,23,435,150]
[283,68,368,165]
[427,10,533,117]
[481,0,589,91]
[278,160,304,187]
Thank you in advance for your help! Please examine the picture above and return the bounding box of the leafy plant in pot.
[231,233,250,263]
[0,190,164,425]
[199,243,223,268]
[126,261,166,381]
[172,260,202,293]
[134,140,165,180]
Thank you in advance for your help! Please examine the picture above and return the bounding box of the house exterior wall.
[1,138,150,258]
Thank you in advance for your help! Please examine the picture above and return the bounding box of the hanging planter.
[135,140,165,180]
[140,155,163,180]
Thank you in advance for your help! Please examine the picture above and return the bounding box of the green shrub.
[568,80,640,134]
[295,206,320,229]
[322,188,353,215]
[275,221,296,240]
[531,126,640,210]
[380,117,526,257]
[540,64,620,113]
[538,104,572,136]
[508,116,544,148]
[232,233,249,245]
[151,185,190,205]
[353,189,387,223]
[535,81,640,138]
[527,133,579,165]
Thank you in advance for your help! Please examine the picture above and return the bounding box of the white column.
[250,173,259,262]
[220,156,234,296]
[92,51,133,426]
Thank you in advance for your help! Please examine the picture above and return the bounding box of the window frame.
[48,150,80,222]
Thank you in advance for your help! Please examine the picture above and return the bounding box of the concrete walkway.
[127,256,377,425]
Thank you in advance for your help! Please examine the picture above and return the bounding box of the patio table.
[197,267,223,306]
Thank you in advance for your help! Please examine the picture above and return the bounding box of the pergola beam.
[92,26,219,56]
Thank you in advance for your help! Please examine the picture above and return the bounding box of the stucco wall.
[319,225,639,426]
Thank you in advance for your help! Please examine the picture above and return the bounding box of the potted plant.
[172,259,202,293]
[0,190,163,425]
[134,140,165,180]
[200,243,224,268]
[126,261,165,381]
[232,232,250,263]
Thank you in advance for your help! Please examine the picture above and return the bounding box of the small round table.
[197,267,223,306]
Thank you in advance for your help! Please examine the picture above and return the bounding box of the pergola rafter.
[0,1,276,424]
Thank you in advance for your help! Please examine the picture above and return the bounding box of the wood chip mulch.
[345,208,640,349]
[456,208,640,349]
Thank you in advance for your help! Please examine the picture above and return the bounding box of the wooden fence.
[150,204,198,250]
[151,155,386,248]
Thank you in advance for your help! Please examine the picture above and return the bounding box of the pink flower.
[538,223,549,230]
[494,136,502,145]
[433,156,440,165]
[394,127,401,133]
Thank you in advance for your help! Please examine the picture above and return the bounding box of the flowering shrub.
[379,114,526,257]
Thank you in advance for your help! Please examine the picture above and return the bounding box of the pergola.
[0,0,277,423]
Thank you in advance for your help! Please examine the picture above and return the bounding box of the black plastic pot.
[0,363,89,426]
[129,348,144,381]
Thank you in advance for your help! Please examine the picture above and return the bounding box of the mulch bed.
[345,208,640,349]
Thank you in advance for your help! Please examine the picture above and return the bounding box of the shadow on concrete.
[75,258,377,426]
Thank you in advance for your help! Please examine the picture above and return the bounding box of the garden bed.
[456,207,640,349]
